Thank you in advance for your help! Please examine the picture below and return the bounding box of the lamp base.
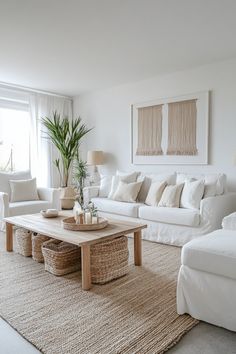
[89,165,101,186]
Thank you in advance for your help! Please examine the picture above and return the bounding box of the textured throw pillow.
[180,179,205,209]
[158,184,184,208]
[108,172,139,199]
[137,173,176,202]
[112,181,143,203]
[10,178,39,202]
[145,181,167,206]
[99,175,113,197]
[116,170,140,180]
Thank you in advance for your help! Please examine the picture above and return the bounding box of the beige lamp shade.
[87,151,104,165]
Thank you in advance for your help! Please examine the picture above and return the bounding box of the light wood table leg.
[6,222,13,252]
[81,244,91,290]
[134,230,142,266]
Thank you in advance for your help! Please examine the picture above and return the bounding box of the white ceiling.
[0,0,236,96]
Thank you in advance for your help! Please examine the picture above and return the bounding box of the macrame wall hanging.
[167,99,197,155]
[136,104,163,156]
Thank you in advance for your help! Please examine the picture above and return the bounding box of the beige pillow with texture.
[158,184,184,208]
[145,181,167,206]
[10,178,39,202]
[108,172,139,199]
[113,181,142,203]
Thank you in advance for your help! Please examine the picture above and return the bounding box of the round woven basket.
[91,236,129,284]
[62,216,108,231]
[15,228,32,257]
[32,233,51,263]
[42,239,81,276]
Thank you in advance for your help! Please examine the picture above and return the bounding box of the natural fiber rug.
[0,235,198,354]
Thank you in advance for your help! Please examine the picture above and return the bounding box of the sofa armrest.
[222,212,236,230]
[37,187,61,210]
[0,192,9,231]
[83,186,100,205]
[200,193,236,230]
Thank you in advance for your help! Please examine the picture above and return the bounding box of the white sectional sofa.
[84,172,236,246]
[177,212,236,331]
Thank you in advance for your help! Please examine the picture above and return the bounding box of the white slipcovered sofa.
[0,170,61,230]
[177,212,236,331]
[84,172,236,246]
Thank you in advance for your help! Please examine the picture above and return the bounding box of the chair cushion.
[91,197,142,218]
[0,170,31,198]
[138,206,200,227]
[182,229,236,280]
[9,200,51,216]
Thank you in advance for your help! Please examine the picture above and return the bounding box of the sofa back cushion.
[0,170,31,198]
[176,173,226,197]
[99,175,113,197]
[138,173,176,202]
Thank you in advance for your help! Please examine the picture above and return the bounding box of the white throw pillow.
[10,178,39,202]
[180,179,205,209]
[158,184,184,208]
[99,175,113,197]
[112,181,143,203]
[108,172,139,199]
[145,181,167,206]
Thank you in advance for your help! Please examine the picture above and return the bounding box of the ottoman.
[177,229,236,331]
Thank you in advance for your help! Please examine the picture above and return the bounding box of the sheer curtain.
[29,93,72,187]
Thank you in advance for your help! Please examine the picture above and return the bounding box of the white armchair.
[0,170,61,230]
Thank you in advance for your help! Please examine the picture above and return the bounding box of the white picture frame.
[131,91,209,165]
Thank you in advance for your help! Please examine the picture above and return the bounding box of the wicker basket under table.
[42,239,81,276]
[15,228,32,257]
[91,236,129,284]
[32,233,51,263]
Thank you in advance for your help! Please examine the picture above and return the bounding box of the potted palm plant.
[42,111,92,209]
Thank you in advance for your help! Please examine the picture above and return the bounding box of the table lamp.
[87,150,104,185]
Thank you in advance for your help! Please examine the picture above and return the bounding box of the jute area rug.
[0,235,198,354]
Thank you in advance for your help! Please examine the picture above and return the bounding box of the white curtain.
[29,93,72,188]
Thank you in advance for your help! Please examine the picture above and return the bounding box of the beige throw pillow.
[158,184,184,208]
[145,181,167,206]
[108,172,139,199]
[112,181,142,203]
[10,178,39,202]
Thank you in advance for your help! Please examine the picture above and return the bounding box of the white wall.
[73,58,236,191]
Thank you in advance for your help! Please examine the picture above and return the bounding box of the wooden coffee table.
[4,213,147,290]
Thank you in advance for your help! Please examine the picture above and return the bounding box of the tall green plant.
[42,111,92,187]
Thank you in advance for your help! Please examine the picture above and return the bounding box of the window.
[0,107,30,171]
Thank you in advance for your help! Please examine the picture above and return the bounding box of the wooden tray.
[62,216,108,231]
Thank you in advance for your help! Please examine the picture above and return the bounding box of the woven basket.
[32,233,51,263]
[91,236,129,284]
[42,239,81,276]
[15,228,32,257]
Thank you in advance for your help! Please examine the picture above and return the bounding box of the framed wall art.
[131,91,209,165]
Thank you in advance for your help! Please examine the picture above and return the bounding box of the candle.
[85,212,92,224]
[92,216,98,224]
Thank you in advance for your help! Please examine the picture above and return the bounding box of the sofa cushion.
[91,197,142,218]
[182,229,236,280]
[139,206,200,227]
[176,173,226,196]
[137,173,176,202]
[0,170,31,197]
[9,200,51,216]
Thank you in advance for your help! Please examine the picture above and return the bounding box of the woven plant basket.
[42,239,81,276]
[91,236,129,284]
[15,228,32,257]
[32,233,51,263]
